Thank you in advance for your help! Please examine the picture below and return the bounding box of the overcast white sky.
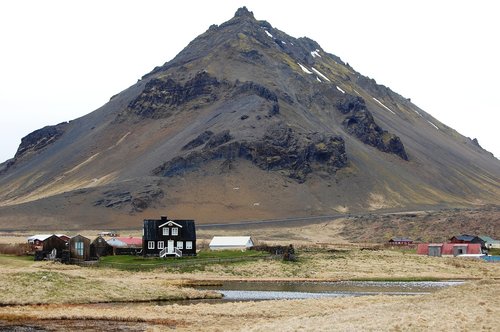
[0,0,499,163]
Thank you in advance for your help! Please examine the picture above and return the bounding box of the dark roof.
[70,234,91,242]
[478,235,498,243]
[389,237,412,242]
[143,217,196,239]
[453,234,477,242]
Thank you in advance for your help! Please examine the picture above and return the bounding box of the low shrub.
[0,243,30,256]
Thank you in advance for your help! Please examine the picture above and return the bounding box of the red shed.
[416,243,429,255]
[417,243,482,257]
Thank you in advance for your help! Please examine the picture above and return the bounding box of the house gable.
[159,220,183,228]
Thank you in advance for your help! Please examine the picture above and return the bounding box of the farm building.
[28,234,69,250]
[209,236,255,250]
[478,236,500,249]
[90,236,113,258]
[417,243,482,257]
[107,236,143,255]
[69,235,91,261]
[449,234,485,247]
[33,234,68,260]
[388,237,413,245]
[143,216,196,257]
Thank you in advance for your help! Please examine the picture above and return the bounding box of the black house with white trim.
[143,216,196,257]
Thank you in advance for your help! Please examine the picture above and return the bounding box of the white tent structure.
[209,236,254,250]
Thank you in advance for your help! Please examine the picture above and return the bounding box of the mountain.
[0,7,498,230]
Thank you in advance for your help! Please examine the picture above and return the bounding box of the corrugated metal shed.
[209,236,254,250]
[416,243,429,255]
[417,243,482,256]
[464,243,482,255]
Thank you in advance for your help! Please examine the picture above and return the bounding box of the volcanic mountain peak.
[0,7,499,229]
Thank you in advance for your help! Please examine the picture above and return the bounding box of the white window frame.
[171,227,178,236]
[162,227,169,236]
[177,241,183,249]
[158,241,164,249]
[148,241,155,249]
[186,241,192,250]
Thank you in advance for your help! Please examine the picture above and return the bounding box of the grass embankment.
[0,255,221,306]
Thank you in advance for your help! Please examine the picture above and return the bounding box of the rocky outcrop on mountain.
[14,122,69,161]
[204,130,233,150]
[94,185,164,213]
[249,124,347,181]
[153,123,346,182]
[336,96,408,160]
[128,71,221,119]
[182,131,214,151]
[234,81,280,116]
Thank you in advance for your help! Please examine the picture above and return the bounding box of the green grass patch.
[98,250,268,271]
[197,249,266,259]
[488,248,500,255]
[388,248,417,254]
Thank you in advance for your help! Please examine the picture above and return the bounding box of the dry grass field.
[0,247,499,331]
[1,207,499,331]
[1,279,498,331]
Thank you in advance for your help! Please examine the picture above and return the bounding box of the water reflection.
[197,280,463,301]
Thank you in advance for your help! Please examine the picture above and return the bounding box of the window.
[148,241,155,249]
[171,228,178,236]
[158,241,164,249]
[75,242,84,256]
[177,241,183,249]
[162,227,169,236]
[186,241,192,250]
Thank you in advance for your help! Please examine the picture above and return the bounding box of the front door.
[167,240,174,254]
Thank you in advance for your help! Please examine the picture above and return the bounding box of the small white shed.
[209,236,254,250]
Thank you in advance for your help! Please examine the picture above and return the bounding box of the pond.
[195,280,464,301]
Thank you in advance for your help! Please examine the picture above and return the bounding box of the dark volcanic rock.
[94,186,164,213]
[237,81,278,103]
[336,95,408,160]
[235,81,280,116]
[204,130,232,149]
[128,71,220,118]
[182,131,214,150]
[153,123,346,182]
[14,122,69,160]
[240,50,264,62]
[336,95,366,114]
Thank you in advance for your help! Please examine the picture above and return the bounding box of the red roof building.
[108,236,142,248]
[417,243,482,257]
